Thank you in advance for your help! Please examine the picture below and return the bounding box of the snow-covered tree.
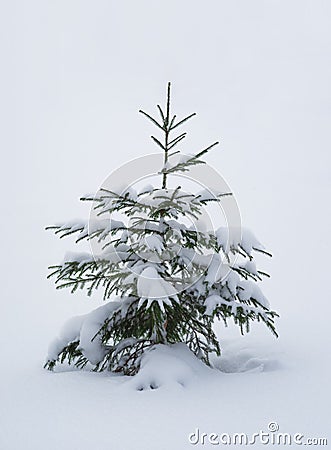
[45,83,278,375]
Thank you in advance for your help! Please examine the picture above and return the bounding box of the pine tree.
[45,83,278,375]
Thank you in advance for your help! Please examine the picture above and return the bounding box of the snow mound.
[211,341,283,374]
[125,343,213,391]
[47,301,121,365]
[137,266,179,312]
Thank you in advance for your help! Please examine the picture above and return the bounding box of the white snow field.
[1,1,330,449]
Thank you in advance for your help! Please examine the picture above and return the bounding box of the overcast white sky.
[1,0,330,362]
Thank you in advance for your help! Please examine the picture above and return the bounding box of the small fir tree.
[45,84,278,374]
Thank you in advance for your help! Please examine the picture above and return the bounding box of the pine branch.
[170,112,196,130]
[167,133,186,150]
[138,110,164,131]
[161,142,219,175]
[157,104,165,123]
[151,135,166,150]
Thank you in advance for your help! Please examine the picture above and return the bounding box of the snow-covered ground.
[1,1,330,449]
